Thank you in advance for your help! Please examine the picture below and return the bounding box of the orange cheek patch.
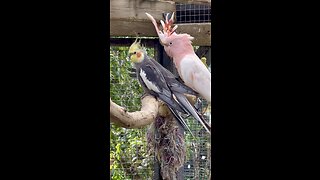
[137,52,141,58]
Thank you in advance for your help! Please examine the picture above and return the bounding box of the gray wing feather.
[173,92,211,134]
[168,106,194,138]
[148,57,199,96]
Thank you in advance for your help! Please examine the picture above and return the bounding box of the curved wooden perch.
[110,94,197,129]
[110,95,160,128]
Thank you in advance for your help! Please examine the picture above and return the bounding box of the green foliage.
[110,46,154,179]
[110,44,211,179]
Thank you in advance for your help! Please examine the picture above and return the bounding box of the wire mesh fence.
[183,97,211,180]
[175,3,211,24]
[110,45,211,179]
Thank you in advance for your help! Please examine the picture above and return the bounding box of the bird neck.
[171,42,195,68]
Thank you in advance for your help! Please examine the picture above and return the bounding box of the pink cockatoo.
[146,12,211,103]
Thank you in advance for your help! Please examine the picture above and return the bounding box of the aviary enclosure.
[110,0,212,179]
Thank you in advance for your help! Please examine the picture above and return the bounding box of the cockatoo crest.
[145,12,194,46]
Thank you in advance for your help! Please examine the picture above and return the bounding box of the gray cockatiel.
[128,39,211,134]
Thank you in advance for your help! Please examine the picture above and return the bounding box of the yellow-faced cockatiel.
[128,39,211,134]
[146,12,211,103]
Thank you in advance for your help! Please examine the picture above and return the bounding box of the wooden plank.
[110,22,211,46]
[110,0,176,39]
[110,0,211,46]
[175,23,211,46]
[110,37,157,47]
[110,20,159,37]
[171,0,211,6]
[110,0,175,21]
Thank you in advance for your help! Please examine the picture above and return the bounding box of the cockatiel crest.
[128,38,146,63]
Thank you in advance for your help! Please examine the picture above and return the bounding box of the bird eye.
[134,52,137,54]
[169,42,173,45]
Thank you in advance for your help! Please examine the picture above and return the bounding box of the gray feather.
[168,106,194,138]
[173,92,211,134]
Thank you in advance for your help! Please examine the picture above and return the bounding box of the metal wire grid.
[110,46,154,179]
[184,98,211,179]
[175,3,211,23]
[110,46,211,179]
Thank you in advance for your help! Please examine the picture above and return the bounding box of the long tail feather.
[196,110,211,131]
[168,106,194,138]
[174,93,211,134]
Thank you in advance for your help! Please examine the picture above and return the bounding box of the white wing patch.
[140,69,160,93]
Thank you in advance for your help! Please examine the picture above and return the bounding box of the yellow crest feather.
[129,37,145,63]
[129,37,142,53]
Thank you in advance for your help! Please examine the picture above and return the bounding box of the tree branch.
[110,94,197,129]
[110,95,159,128]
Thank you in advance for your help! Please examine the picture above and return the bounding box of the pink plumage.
[146,12,211,102]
